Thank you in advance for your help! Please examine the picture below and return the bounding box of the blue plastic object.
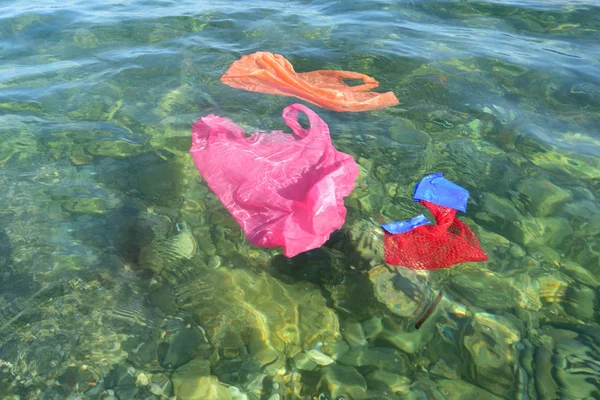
[381,214,431,234]
[413,173,469,212]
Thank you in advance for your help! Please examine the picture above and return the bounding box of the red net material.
[384,200,488,270]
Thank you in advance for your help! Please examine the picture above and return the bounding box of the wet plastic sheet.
[383,200,488,270]
[413,172,469,212]
[381,214,430,234]
[190,103,359,258]
[220,51,400,112]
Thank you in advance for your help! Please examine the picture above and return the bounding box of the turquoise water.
[1,0,599,399]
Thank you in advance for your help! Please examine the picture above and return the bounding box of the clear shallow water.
[0,1,599,399]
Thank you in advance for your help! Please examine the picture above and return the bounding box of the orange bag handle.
[301,70,380,92]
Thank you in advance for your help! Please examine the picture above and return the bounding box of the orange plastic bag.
[221,51,399,112]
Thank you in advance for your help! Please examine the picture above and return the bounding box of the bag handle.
[282,103,329,140]
[301,70,380,92]
[420,201,456,230]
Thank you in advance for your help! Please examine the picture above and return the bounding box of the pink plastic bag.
[190,103,359,257]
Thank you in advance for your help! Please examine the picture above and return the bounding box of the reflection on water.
[0,0,599,399]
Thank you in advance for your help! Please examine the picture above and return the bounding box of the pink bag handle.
[282,103,330,140]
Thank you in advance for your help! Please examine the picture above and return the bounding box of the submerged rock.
[474,191,524,241]
[448,265,524,311]
[515,177,572,217]
[519,216,573,248]
[180,268,342,372]
[527,148,600,183]
[305,349,335,366]
[292,352,318,371]
[369,265,437,323]
[475,191,573,248]
[462,312,522,398]
[534,324,600,400]
[318,364,367,400]
[366,369,411,394]
[341,320,368,347]
[138,220,198,275]
[174,374,231,400]
[338,346,409,375]
[84,138,147,159]
[434,378,505,400]
[159,324,207,369]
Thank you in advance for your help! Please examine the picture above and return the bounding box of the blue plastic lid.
[381,214,431,234]
[413,172,469,212]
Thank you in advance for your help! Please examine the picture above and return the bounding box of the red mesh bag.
[384,200,488,270]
